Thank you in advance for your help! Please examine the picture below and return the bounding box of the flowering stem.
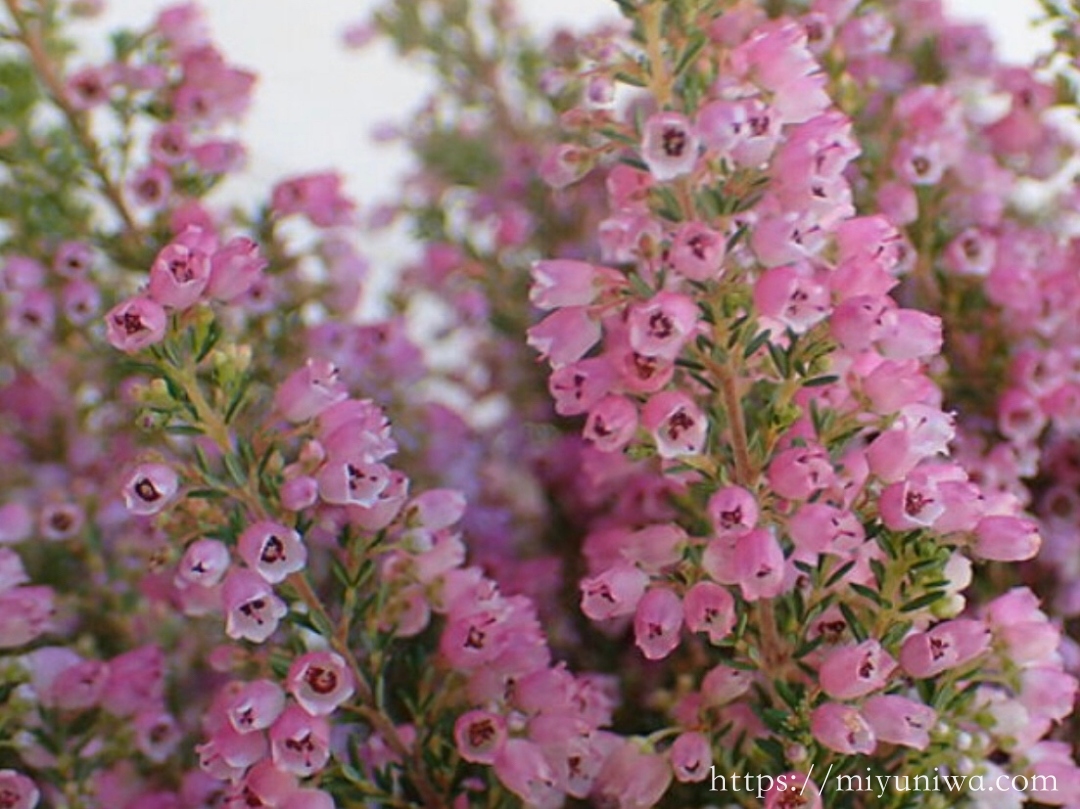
[2,0,144,245]
[714,360,755,487]
[641,1,674,109]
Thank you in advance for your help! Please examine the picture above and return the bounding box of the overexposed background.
[77,0,1049,262]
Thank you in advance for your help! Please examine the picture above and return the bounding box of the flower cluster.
[524,0,1080,804]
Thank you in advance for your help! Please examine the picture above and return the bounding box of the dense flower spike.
[521,0,1080,804]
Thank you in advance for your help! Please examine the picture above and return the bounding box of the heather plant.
[1,1,1079,809]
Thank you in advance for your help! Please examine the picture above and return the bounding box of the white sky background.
[78,0,1050,267]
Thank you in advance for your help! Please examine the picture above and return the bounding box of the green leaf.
[900,590,948,613]
[674,31,708,77]
[767,341,789,378]
[881,619,913,649]
[164,424,204,436]
[838,602,867,642]
[850,582,888,608]
[224,384,249,424]
[196,319,222,363]
[794,633,825,659]
[186,488,229,500]
[223,452,247,488]
[824,558,856,588]
[743,329,772,359]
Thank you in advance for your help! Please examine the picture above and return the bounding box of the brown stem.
[641,1,673,108]
[715,361,754,487]
[3,0,145,243]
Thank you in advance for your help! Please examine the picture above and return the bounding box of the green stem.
[3,0,145,245]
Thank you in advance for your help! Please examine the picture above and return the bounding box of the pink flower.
[66,66,110,109]
[701,663,753,705]
[754,263,830,334]
[732,528,787,601]
[51,658,108,710]
[584,395,638,452]
[0,770,39,809]
[549,358,616,416]
[698,98,781,166]
[347,468,409,530]
[810,702,875,754]
[1020,667,1078,723]
[280,476,318,511]
[148,124,189,165]
[39,502,84,541]
[271,172,354,227]
[317,459,391,507]
[279,790,335,809]
[226,679,285,733]
[877,309,943,360]
[768,445,835,501]
[633,587,684,660]
[878,475,945,531]
[130,164,172,209]
[973,515,1041,561]
[176,539,231,588]
[101,645,165,716]
[105,296,167,353]
[53,241,94,277]
[581,563,649,621]
[683,581,736,643]
[207,237,267,302]
[122,462,179,516]
[0,503,32,545]
[642,392,708,458]
[732,21,830,122]
[527,307,601,369]
[627,292,699,361]
[494,738,562,808]
[764,773,822,809]
[286,650,355,716]
[269,705,331,777]
[707,485,759,538]
[222,569,288,643]
[155,3,210,54]
[669,731,711,783]
[61,279,101,324]
[591,740,672,809]
[133,709,181,763]
[818,639,896,699]
[454,709,507,764]
[0,549,27,593]
[275,359,348,423]
[788,503,864,555]
[173,47,256,126]
[228,760,297,808]
[237,521,306,584]
[899,619,991,677]
[861,695,936,750]
[539,143,592,189]
[530,259,614,309]
[192,139,246,174]
[0,586,53,648]
[147,242,209,310]
[670,222,726,281]
[641,112,699,181]
[405,489,467,531]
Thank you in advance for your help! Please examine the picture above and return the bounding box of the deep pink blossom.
[105,297,167,353]
[286,650,355,716]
